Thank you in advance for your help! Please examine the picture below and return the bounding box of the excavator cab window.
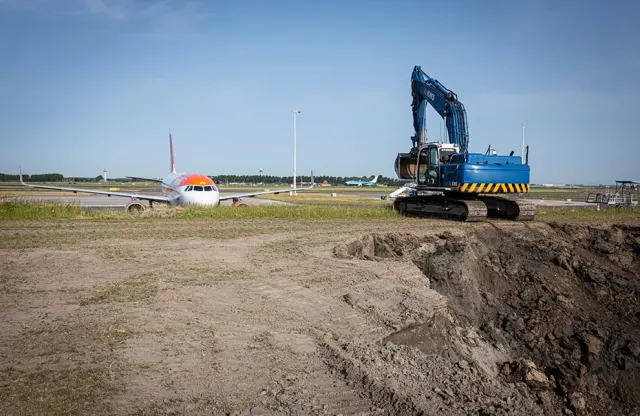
[413,149,427,183]
[415,148,427,186]
[418,146,439,186]
[427,147,439,185]
[440,149,454,164]
[415,146,439,186]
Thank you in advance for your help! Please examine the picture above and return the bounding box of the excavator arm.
[410,66,470,157]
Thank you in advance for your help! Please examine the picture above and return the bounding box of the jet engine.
[125,200,146,214]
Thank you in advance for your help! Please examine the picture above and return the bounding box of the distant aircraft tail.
[169,132,176,174]
[372,175,379,184]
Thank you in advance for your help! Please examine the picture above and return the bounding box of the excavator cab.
[416,145,440,186]
[395,143,459,188]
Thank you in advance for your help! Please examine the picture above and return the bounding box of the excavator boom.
[410,66,469,156]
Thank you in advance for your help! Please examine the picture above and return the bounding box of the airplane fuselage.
[345,175,378,187]
[345,181,376,186]
[161,173,220,206]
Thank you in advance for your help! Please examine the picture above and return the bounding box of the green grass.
[175,204,398,219]
[3,197,638,224]
[0,200,399,221]
[0,199,85,220]
[529,188,578,193]
[261,193,386,206]
[536,207,640,223]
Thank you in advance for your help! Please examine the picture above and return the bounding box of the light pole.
[292,109,301,195]
[521,122,527,160]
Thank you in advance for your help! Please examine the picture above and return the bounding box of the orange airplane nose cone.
[179,174,214,187]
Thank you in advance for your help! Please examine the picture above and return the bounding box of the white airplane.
[20,133,313,212]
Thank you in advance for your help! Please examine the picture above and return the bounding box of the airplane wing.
[126,176,163,183]
[218,186,314,201]
[20,174,171,204]
[126,176,181,193]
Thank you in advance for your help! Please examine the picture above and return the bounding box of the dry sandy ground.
[0,219,639,416]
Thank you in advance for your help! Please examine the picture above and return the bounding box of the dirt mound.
[334,224,640,415]
[333,232,437,260]
[322,337,545,416]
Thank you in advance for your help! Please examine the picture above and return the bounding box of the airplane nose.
[182,190,219,207]
[199,193,219,207]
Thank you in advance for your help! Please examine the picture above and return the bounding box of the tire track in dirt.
[232,277,385,415]
[236,233,450,415]
[108,229,402,415]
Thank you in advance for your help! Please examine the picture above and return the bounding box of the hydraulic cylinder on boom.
[392,66,536,221]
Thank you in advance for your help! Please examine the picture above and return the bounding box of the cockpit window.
[184,185,217,191]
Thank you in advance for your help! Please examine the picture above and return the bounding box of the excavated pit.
[332,223,640,415]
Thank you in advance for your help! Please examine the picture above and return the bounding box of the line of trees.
[0,173,406,186]
[0,173,65,182]
[0,173,125,182]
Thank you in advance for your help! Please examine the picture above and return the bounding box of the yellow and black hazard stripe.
[457,183,530,193]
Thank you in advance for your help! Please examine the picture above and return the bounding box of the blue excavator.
[393,66,536,221]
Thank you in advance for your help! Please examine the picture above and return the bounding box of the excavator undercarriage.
[391,192,536,222]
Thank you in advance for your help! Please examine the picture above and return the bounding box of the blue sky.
[0,0,638,184]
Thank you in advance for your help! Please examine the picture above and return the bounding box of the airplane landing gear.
[232,198,248,208]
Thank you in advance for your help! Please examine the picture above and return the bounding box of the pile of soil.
[333,223,640,415]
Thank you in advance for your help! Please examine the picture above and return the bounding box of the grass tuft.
[80,279,159,305]
[0,199,84,220]
[0,367,117,415]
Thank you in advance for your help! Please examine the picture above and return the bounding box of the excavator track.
[478,196,536,221]
[392,195,488,222]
